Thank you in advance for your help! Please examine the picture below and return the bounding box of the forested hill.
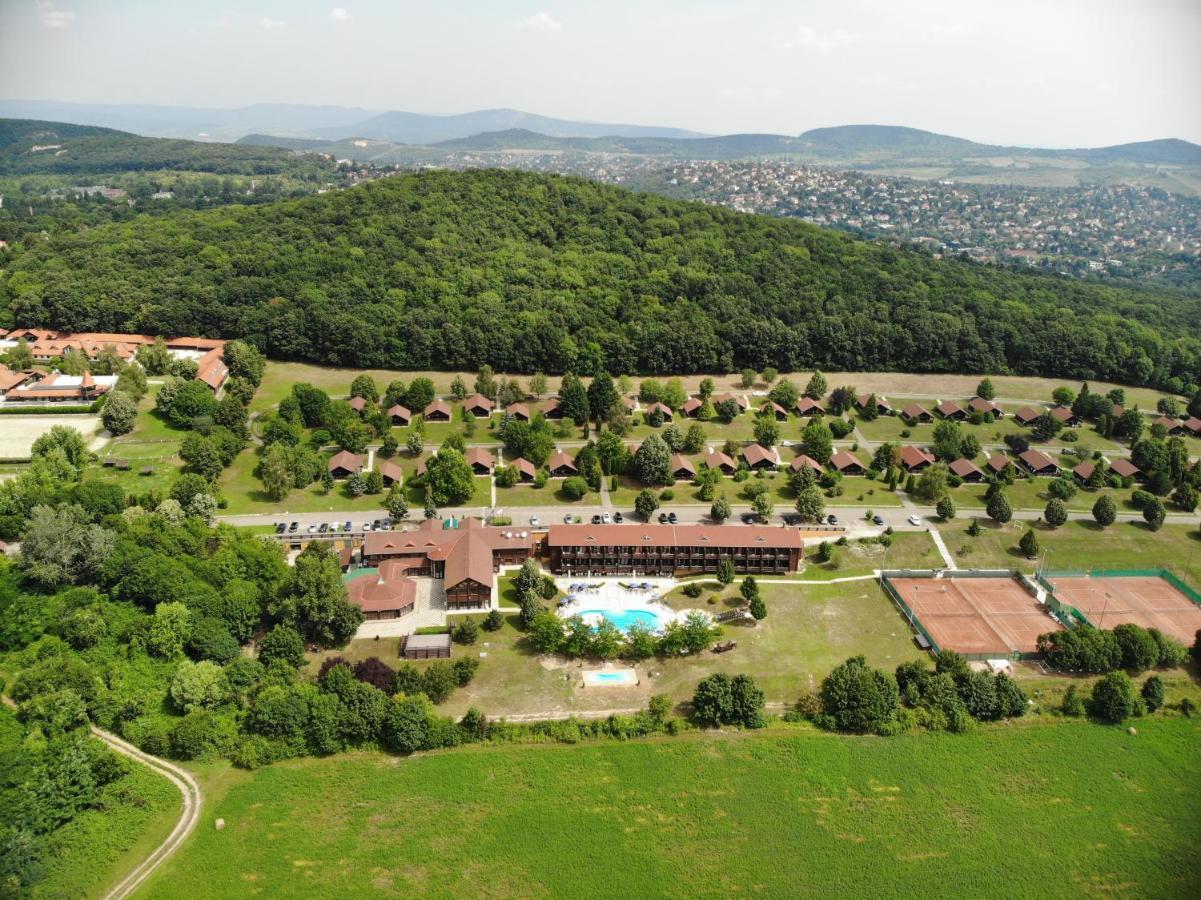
[0,118,337,176]
[1,168,1197,386]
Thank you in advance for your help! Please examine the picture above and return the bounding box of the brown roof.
[541,397,561,415]
[0,365,36,392]
[714,392,748,410]
[1073,461,1096,481]
[443,531,495,590]
[936,400,965,417]
[506,402,530,420]
[644,401,673,418]
[195,347,229,391]
[465,447,495,471]
[328,450,364,473]
[705,449,736,471]
[948,458,983,478]
[424,399,452,418]
[1050,406,1076,423]
[463,393,495,413]
[857,394,891,410]
[547,449,577,473]
[1153,416,1181,430]
[969,397,1001,414]
[682,397,703,415]
[1014,406,1041,424]
[514,457,538,477]
[742,443,778,466]
[346,561,417,613]
[362,519,534,592]
[1019,449,1059,472]
[763,400,788,417]
[546,523,804,551]
[387,403,411,421]
[376,459,404,484]
[348,396,367,411]
[901,403,930,419]
[670,453,696,475]
[1183,417,1201,434]
[790,454,824,472]
[986,454,1011,472]
[1109,458,1141,478]
[795,397,825,414]
[830,450,864,471]
[900,445,935,469]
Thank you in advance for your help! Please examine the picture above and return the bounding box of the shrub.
[1140,675,1165,712]
[1089,671,1137,723]
[451,657,480,687]
[683,582,704,598]
[258,625,305,669]
[819,655,899,734]
[452,618,480,645]
[482,610,505,631]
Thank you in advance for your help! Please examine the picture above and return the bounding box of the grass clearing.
[0,413,104,460]
[143,718,1201,899]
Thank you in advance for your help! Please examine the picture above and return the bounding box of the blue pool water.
[593,672,634,683]
[577,608,666,632]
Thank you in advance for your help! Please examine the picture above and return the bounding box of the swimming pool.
[577,608,668,632]
[582,668,638,687]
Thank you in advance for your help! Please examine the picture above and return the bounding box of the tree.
[223,340,266,386]
[710,495,731,523]
[561,476,589,500]
[986,491,1012,524]
[716,558,736,585]
[274,544,363,646]
[31,425,90,470]
[714,398,741,422]
[7,337,34,369]
[915,464,950,503]
[634,489,659,520]
[474,365,497,398]
[1140,675,1165,712]
[424,449,475,506]
[1089,671,1136,723]
[739,369,756,389]
[148,602,192,658]
[1031,412,1062,443]
[753,416,780,448]
[558,373,589,426]
[452,618,479,645]
[101,390,137,436]
[819,655,899,734]
[795,485,825,522]
[1047,477,1077,501]
[932,420,964,461]
[804,371,827,400]
[800,420,834,465]
[748,593,767,620]
[975,378,995,401]
[1142,496,1166,531]
[1018,528,1039,558]
[258,625,306,668]
[634,433,671,486]
[384,483,409,519]
[1113,624,1159,674]
[692,673,735,726]
[936,496,956,521]
[767,378,799,410]
[587,371,618,422]
[19,504,114,588]
[259,444,298,500]
[1044,497,1068,527]
[1092,494,1117,527]
[169,660,230,712]
[751,492,773,520]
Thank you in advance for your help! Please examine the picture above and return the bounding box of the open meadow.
[141,718,1201,899]
[0,413,104,460]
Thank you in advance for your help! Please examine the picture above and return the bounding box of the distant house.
[1152,416,1185,435]
[5,371,113,403]
[547,450,578,477]
[348,396,367,413]
[377,459,404,486]
[1019,449,1060,477]
[969,397,1003,417]
[1072,461,1096,484]
[1183,417,1201,437]
[0,364,37,397]
[1014,407,1042,426]
[327,450,364,478]
[935,401,967,421]
[465,447,495,475]
[704,449,737,475]
[790,454,824,474]
[714,392,748,412]
[505,403,531,422]
[463,394,495,418]
[1049,406,1078,427]
[347,561,417,621]
[794,397,825,417]
[423,399,452,422]
[541,397,565,420]
[513,458,538,482]
[1109,458,1143,480]
[901,403,933,423]
[986,454,1012,476]
[1110,404,1126,418]
[619,396,637,413]
[387,404,412,426]
[856,394,892,415]
[829,451,866,475]
[899,445,935,473]
[681,397,703,418]
[670,454,696,480]
[948,458,984,482]
[762,401,789,422]
[644,401,673,422]
[742,443,779,471]
[194,347,229,393]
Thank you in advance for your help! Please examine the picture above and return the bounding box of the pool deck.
[555,576,679,632]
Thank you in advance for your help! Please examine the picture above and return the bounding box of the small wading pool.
[577,608,666,632]
[582,669,638,687]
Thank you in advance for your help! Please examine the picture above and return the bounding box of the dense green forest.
[2,169,1199,389]
[0,118,338,177]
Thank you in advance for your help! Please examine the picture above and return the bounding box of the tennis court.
[888,575,1061,657]
[1046,575,1201,644]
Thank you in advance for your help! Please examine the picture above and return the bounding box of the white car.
[529,515,541,528]
[306,523,317,534]
[601,512,612,524]
[362,522,373,532]
[907,515,922,526]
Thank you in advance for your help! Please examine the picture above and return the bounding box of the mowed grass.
[143,718,1201,899]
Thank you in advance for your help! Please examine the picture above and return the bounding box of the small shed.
[404,633,452,660]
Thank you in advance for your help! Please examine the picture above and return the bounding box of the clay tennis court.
[1046,575,1201,644]
[888,576,1061,656]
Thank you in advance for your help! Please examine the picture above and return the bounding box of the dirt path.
[94,726,203,900]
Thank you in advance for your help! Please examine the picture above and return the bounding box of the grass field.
[142,718,1201,899]
[0,413,104,459]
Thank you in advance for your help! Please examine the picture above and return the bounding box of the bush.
[452,618,479,645]
[819,655,899,734]
[1089,671,1137,723]
[691,673,764,728]
[683,582,704,598]
[561,476,589,500]
[451,657,479,687]
[482,610,505,631]
[1059,684,1086,717]
[1140,675,1165,712]
[258,625,305,668]
[1113,623,1160,674]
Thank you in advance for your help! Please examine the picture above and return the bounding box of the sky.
[1,0,1199,147]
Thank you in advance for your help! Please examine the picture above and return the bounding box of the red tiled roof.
[1014,406,1041,424]
[949,458,983,478]
[900,445,935,469]
[328,450,363,473]
[795,397,825,414]
[424,399,452,418]
[790,454,824,472]
[902,403,930,419]
[969,397,1001,414]
[547,523,804,551]
[1019,449,1059,471]
[742,443,778,466]
[1073,461,1096,481]
[830,450,864,471]
[936,400,965,417]
[465,447,495,471]
[387,403,411,422]
[346,562,417,613]
[195,347,228,391]
[1050,406,1075,423]
[463,393,495,413]
[514,457,537,477]
[1109,458,1141,478]
[506,403,530,420]
[377,459,404,484]
[986,454,1011,472]
[705,450,736,471]
[670,453,695,475]
[547,450,577,473]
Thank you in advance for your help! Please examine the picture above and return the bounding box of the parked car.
[275,522,286,534]
[826,514,838,525]
[344,521,353,532]
[318,523,329,533]
[668,512,678,524]
[873,515,885,526]
[362,522,373,532]
[741,512,761,524]
[529,515,541,528]
[329,522,340,533]
[380,518,393,530]
[782,513,802,526]
[601,512,612,524]
[591,514,602,524]
[908,514,923,526]
[658,512,669,524]
[613,511,623,523]
[306,523,317,534]
[288,521,298,533]
[563,513,574,524]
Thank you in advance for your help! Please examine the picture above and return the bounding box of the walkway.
[928,527,958,570]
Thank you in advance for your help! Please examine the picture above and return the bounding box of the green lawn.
[945,477,1128,512]
[142,718,1201,899]
[853,407,1126,454]
[495,482,600,507]
[799,531,946,579]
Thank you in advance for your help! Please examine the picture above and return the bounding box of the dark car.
[613,511,623,523]
[288,521,298,533]
[668,512,678,524]
[591,514,602,524]
[380,518,392,530]
[371,519,383,531]
[344,520,353,532]
[275,522,286,534]
[872,515,885,526]
[318,522,329,533]
[826,514,838,525]
[741,512,761,524]
[782,513,802,526]
[658,512,669,524]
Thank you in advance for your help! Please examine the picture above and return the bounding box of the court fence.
[1039,567,1201,615]
[878,572,941,656]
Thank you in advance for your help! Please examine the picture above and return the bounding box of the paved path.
[96,727,203,900]
[928,527,958,570]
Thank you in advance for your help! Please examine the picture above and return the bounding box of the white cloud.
[517,11,562,34]
[330,8,351,24]
[258,15,286,30]
[927,22,976,40]
[785,26,861,53]
[35,0,75,30]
